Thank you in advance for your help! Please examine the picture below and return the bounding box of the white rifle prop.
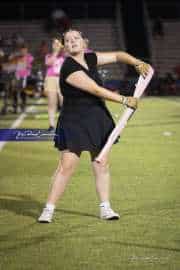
[95,66,154,163]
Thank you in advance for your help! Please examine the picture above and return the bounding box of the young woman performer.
[39,29,149,222]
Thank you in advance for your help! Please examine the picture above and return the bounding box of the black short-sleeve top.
[60,52,103,102]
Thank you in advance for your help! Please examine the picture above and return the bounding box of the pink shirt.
[15,54,34,79]
[45,53,65,77]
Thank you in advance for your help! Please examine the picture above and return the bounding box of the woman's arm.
[96,51,150,77]
[66,70,137,109]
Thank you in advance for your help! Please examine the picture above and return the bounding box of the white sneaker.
[100,206,120,220]
[38,207,54,223]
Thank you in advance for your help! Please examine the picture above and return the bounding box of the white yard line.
[0,99,43,152]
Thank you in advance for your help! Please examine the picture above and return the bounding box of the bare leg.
[90,152,119,220]
[47,150,80,205]
[38,150,81,222]
[91,152,110,202]
[47,90,57,128]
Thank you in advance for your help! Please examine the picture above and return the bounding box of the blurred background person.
[0,40,18,114]
[44,36,64,131]
[11,44,34,113]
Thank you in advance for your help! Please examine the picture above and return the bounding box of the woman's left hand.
[135,60,150,78]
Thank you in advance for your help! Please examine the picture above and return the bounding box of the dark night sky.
[0,0,179,20]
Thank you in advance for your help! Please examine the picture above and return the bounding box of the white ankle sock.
[46,203,55,211]
[100,201,110,208]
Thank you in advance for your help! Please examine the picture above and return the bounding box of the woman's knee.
[93,160,110,175]
[57,151,81,176]
[58,162,76,176]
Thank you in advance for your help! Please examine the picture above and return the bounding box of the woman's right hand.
[121,96,138,110]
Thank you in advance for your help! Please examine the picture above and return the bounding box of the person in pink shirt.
[15,49,33,80]
[12,44,34,113]
[44,37,65,131]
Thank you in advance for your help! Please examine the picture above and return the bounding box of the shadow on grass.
[122,199,180,217]
[0,193,98,219]
[108,240,180,253]
[56,208,98,219]
[0,233,55,253]
[0,193,43,218]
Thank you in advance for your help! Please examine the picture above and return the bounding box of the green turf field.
[0,97,180,270]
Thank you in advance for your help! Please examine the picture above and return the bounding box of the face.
[64,30,84,55]
[52,39,63,52]
[20,47,28,56]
